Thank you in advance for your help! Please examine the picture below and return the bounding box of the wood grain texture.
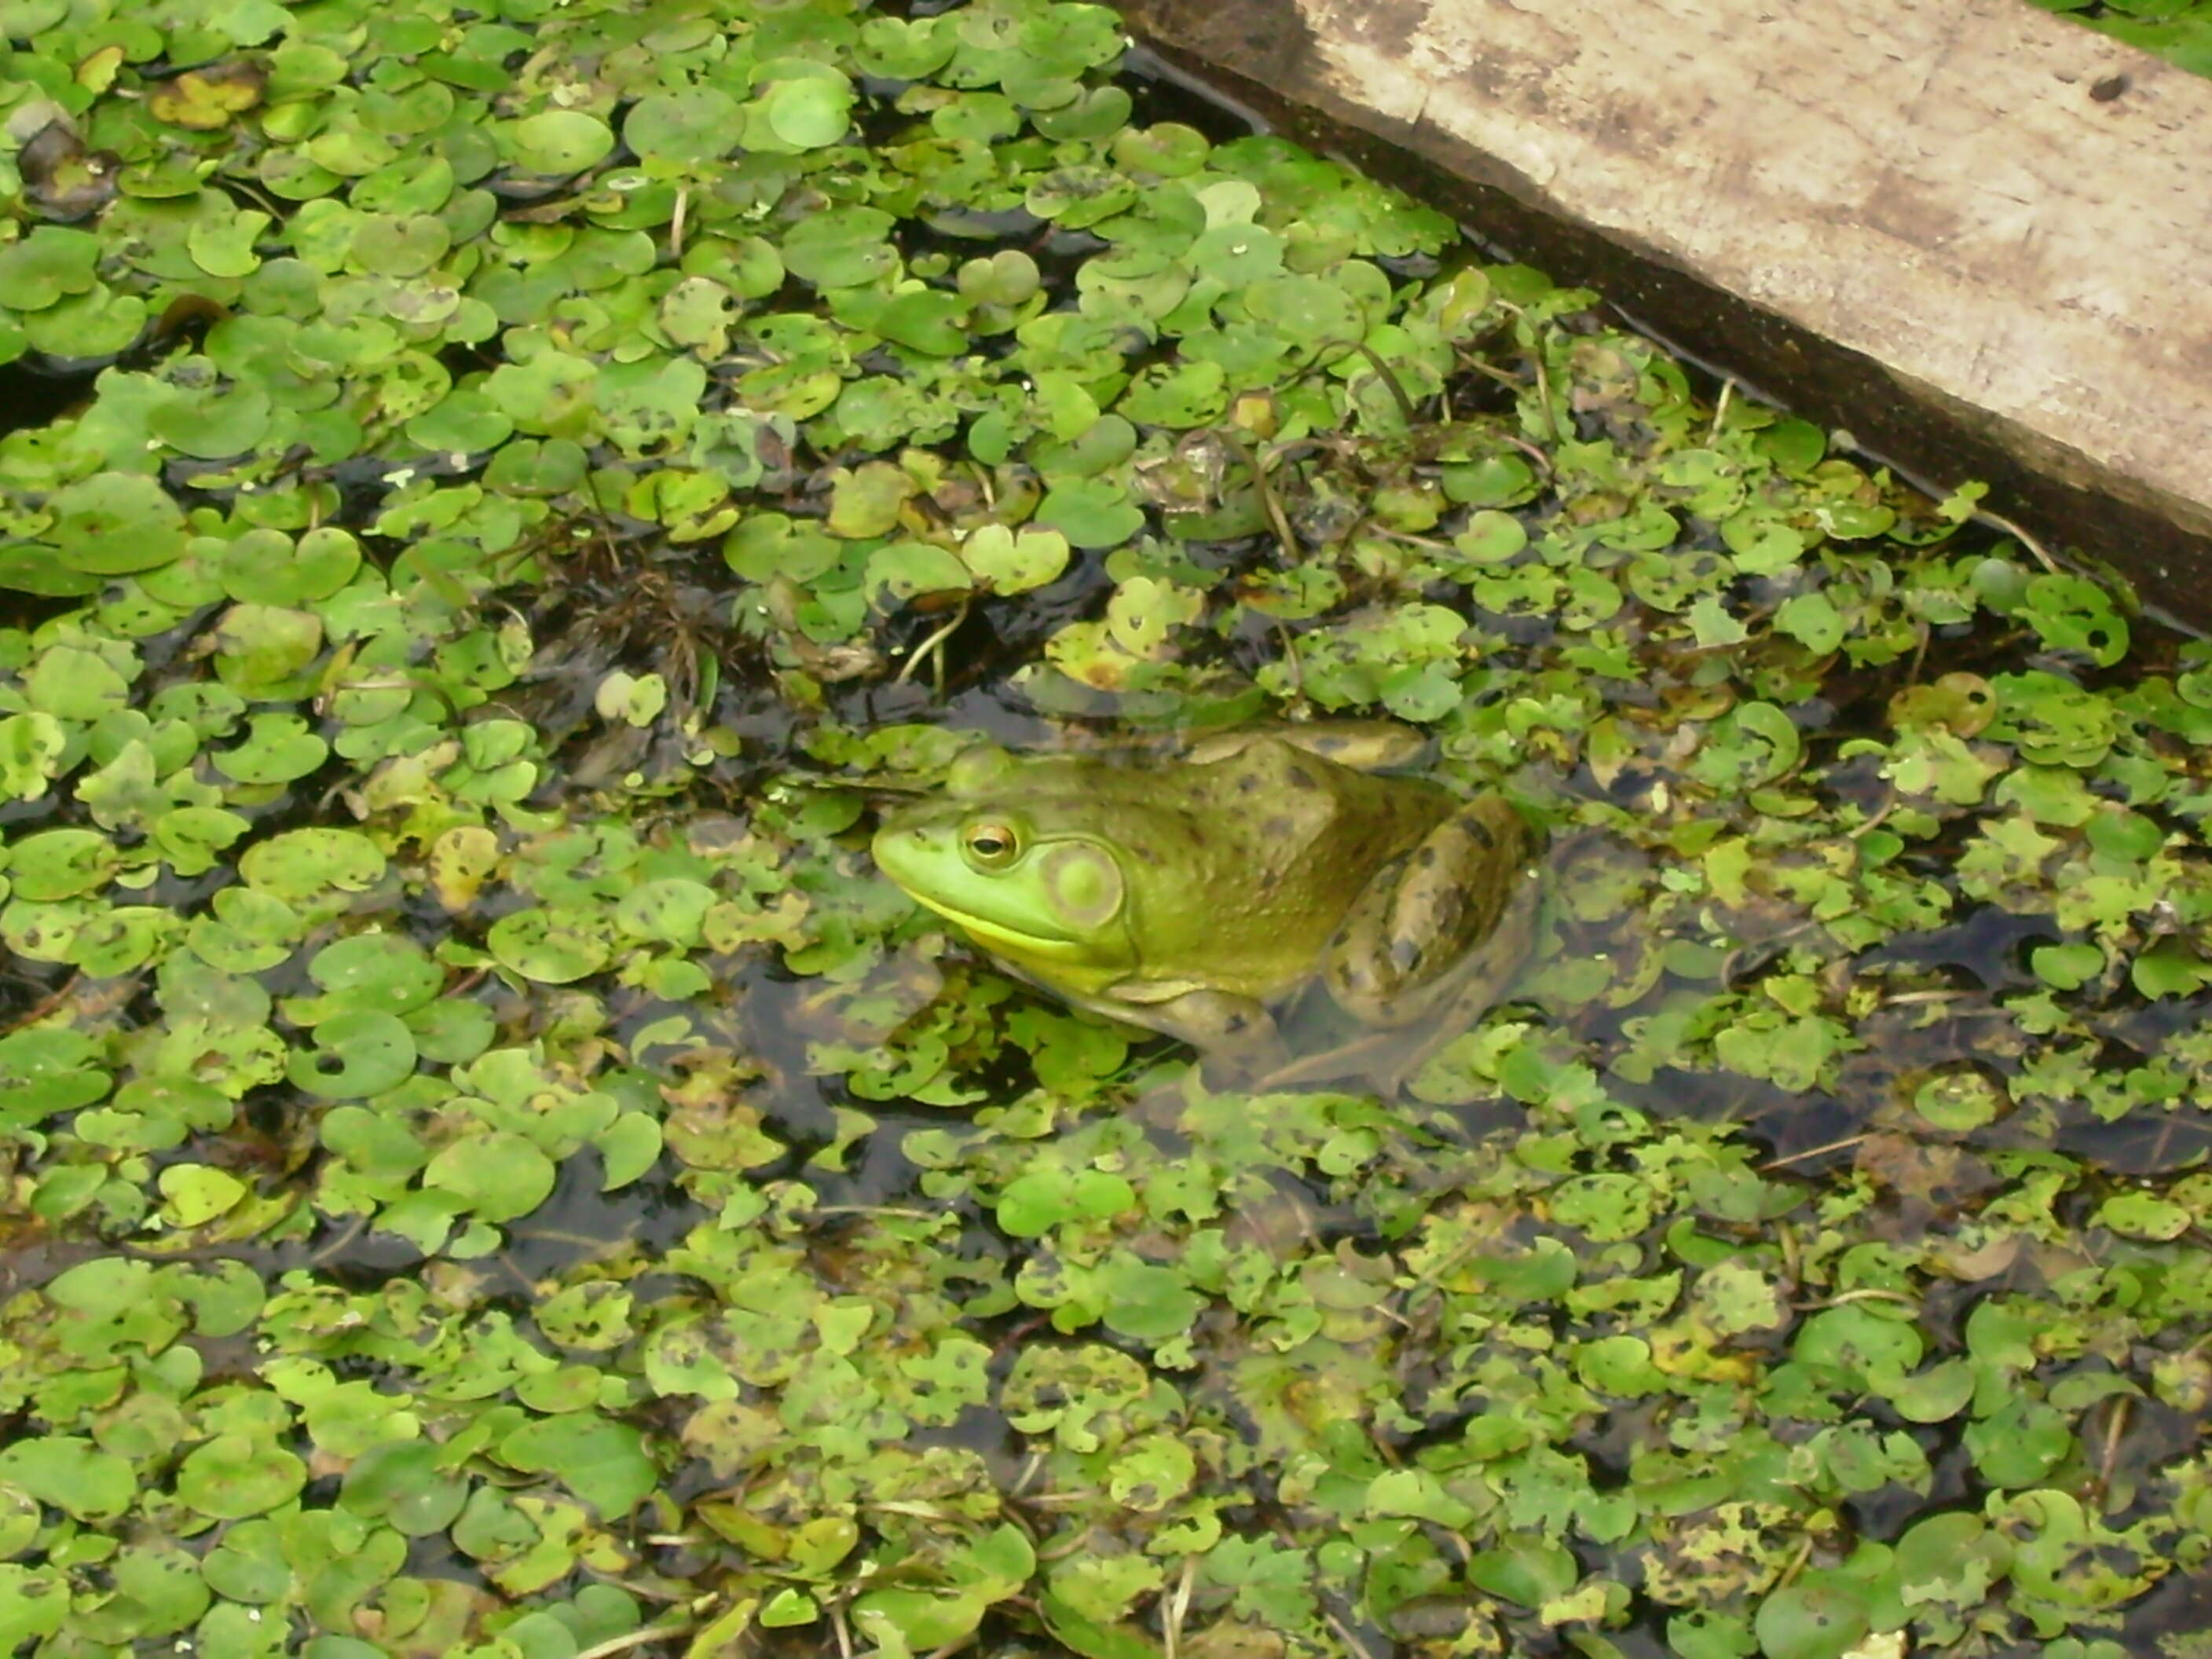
[1119,0,2212,623]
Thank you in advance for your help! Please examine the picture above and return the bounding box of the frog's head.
[872,797,1133,969]
[872,744,1136,972]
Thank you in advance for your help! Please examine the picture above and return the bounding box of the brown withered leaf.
[18,120,120,221]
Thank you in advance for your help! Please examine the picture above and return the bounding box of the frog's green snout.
[871,822,926,875]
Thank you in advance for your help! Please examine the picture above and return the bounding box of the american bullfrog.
[871,724,1540,1085]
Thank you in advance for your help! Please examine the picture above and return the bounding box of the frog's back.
[1108,738,1455,999]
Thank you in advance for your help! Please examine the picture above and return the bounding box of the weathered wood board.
[1112,0,2212,630]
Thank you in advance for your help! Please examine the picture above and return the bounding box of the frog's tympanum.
[872,725,1540,1086]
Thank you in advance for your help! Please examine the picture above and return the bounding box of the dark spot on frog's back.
[1467,818,1494,849]
[1237,773,1261,794]
[1415,844,1438,868]
[1287,766,1317,789]
[1225,1012,1250,1033]
[1262,815,1292,840]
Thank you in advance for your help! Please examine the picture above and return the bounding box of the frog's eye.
[962,820,1023,869]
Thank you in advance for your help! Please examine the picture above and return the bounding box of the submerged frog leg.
[1246,794,1540,1093]
[1324,794,1535,1027]
[1266,862,1543,1092]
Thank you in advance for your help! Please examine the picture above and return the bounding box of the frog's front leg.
[1102,980,1290,1082]
[1323,793,1539,1028]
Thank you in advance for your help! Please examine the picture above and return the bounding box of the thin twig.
[1706,377,1736,445]
[305,1214,367,1269]
[571,1621,697,1659]
[1165,1555,1196,1659]
[1760,1133,1868,1170]
[2094,1393,2131,1510]
[1844,792,1896,840]
[1500,432,1557,477]
[1800,1288,1920,1311]
[2,972,86,1035]
[1771,1535,1816,1592]
[1218,430,1298,563]
[1972,504,2063,574]
[1905,618,1931,688]
[1493,302,1562,441]
[1362,526,1454,551]
[1273,621,1306,705]
[894,598,970,689]
[1352,341,1419,429]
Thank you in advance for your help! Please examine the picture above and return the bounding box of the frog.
[870,723,1540,1086]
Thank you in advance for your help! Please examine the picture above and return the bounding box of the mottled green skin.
[873,728,1539,1079]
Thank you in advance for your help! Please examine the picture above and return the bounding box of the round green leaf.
[38,473,189,577]
[424,1130,557,1221]
[287,1010,419,1100]
[764,75,855,149]
[486,910,611,983]
[781,206,898,288]
[624,88,740,166]
[1035,478,1144,549]
[176,1434,307,1520]
[503,111,614,175]
[1752,1580,1870,1659]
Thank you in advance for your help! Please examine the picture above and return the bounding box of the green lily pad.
[287,1010,419,1100]
[27,473,189,580]
[486,910,612,983]
[1035,478,1144,548]
[960,524,1070,594]
[762,74,856,150]
[1753,1580,1870,1659]
[868,288,970,356]
[0,1438,134,1522]
[496,1414,657,1517]
[781,205,899,288]
[624,88,741,167]
[958,249,1041,306]
[424,1130,558,1222]
[212,712,331,785]
[176,1434,306,1520]
[0,227,101,309]
[501,111,615,176]
[854,14,957,80]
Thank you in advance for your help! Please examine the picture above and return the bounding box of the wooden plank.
[1115,0,2212,629]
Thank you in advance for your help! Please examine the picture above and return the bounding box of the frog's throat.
[909,893,1104,963]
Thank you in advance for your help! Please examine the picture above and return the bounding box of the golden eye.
[963,821,1021,869]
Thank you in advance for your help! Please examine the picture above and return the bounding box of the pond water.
[0,1,2209,1656]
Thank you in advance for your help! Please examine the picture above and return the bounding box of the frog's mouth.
[912,894,1096,961]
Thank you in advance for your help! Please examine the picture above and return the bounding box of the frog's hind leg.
[1266,864,1542,1092]
[1324,795,1536,1028]
[1264,797,1541,1093]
